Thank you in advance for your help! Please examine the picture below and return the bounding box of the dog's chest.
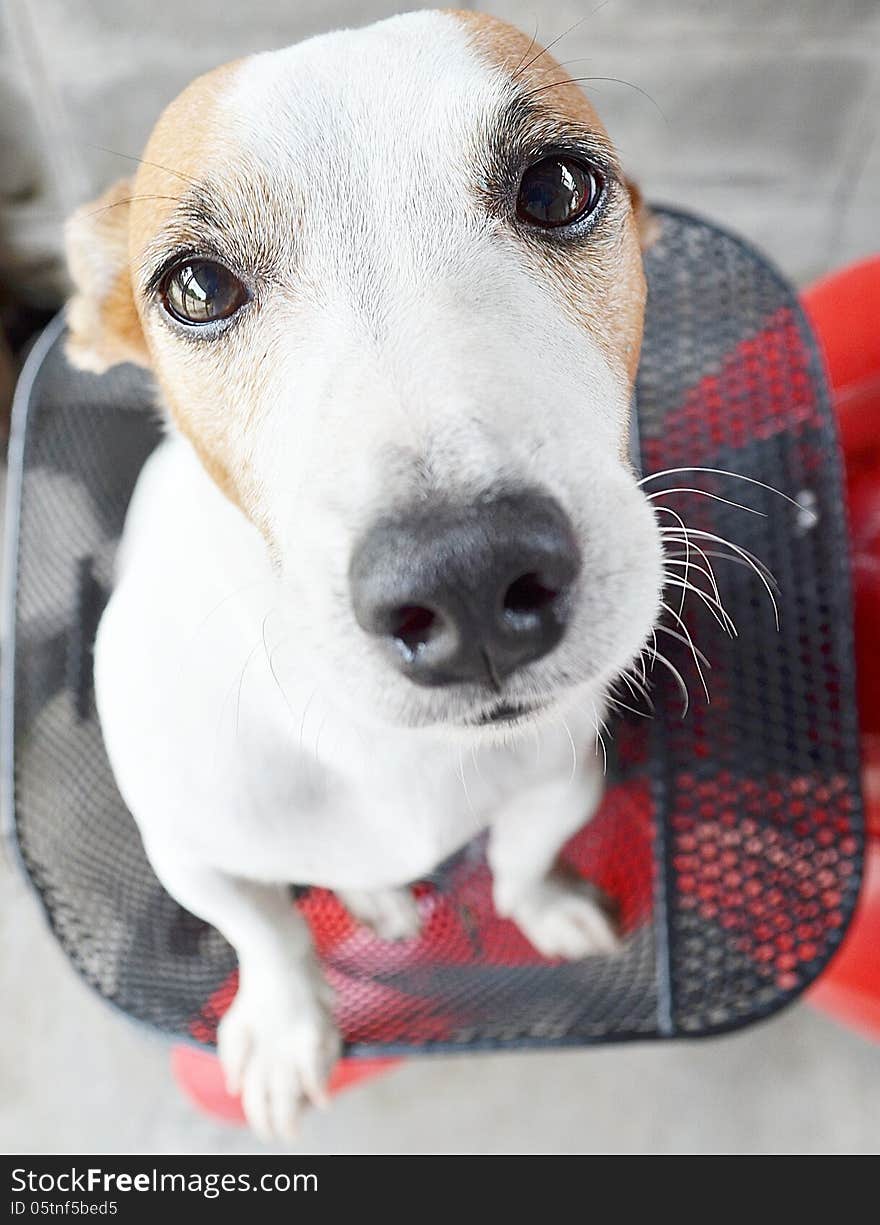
[202,728,521,890]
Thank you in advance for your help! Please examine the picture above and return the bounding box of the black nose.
[349,491,580,688]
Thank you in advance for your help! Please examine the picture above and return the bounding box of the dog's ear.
[64,178,150,373]
[625,178,660,251]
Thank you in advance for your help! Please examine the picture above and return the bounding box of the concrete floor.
[1,0,879,1155]
[2,852,879,1155]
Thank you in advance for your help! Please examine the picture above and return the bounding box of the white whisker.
[658,601,711,702]
[664,545,778,590]
[647,486,766,516]
[588,698,608,775]
[663,557,724,607]
[606,692,651,719]
[645,644,691,716]
[662,528,780,628]
[638,465,807,512]
[470,741,485,784]
[617,667,655,712]
[559,714,579,784]
[655,619,713,671]
[632,648,649,688]
[654,504,691,619]
[456,747,475,817]
[662,576,738,636]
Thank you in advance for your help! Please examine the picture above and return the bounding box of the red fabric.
[171,1045,401,1124]
[803,259,880,762]
[802,257,880,1039]
[808,843,880,1041]
[802,259,880,414]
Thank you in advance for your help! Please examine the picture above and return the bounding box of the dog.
[64,11,663,1140]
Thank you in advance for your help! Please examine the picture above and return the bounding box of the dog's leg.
[487,761,619,959]
[146,847,339,1141]
[338,886,422,941]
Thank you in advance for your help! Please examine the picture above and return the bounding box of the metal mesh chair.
[1,207,864,1055]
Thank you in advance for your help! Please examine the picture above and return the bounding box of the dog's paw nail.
[217,994,340,1141]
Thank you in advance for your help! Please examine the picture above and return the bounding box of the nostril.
[390,604,438,656]
[503,572,559,617]
[351,492,579,684]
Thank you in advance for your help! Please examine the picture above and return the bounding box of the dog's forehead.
[221,14,501,204]
[130,11,609,259]
[233,11,501,131]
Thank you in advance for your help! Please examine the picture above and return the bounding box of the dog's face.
[66,11,663,735]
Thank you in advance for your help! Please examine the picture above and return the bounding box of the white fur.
[94,12,663,1141]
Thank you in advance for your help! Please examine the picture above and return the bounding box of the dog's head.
[66,11,663,735]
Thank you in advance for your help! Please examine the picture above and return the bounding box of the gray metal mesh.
[1,208,863,1052]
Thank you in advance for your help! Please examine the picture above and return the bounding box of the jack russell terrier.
[64,11,663,1139]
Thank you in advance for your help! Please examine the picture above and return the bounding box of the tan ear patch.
[64,178,149,373]
[625,178,660,250]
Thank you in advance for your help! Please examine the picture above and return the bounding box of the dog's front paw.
[339,886,422,941]
[218,986,340,1142]
[506,874,620,960]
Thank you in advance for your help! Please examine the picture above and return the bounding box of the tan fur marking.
[125,61,258,515]
[126,61,242,260]
[65,62,255,516]
[452,11,648,393]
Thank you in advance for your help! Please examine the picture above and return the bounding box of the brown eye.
[516,156,603,229]
[161,259,247,325]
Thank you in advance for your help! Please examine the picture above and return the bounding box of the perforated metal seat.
[1,207,863,1054]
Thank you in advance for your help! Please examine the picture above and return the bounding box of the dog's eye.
[516,156,603,229]
[160,259,247,325]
